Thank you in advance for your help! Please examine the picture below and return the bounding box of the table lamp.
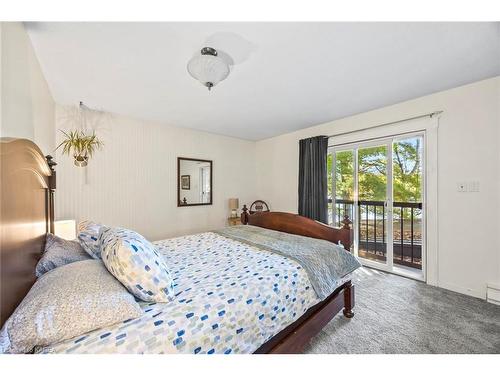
[54,219,77,240]
[229,198,239,218]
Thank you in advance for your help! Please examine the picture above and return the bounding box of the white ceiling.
[26,22,500,140]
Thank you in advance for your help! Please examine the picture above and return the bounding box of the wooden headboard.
[241,210,352,251]
[0,138,56,326]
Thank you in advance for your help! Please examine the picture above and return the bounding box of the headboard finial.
[45,155,57,171]
[341,215,352,230]
[241,204,249,224]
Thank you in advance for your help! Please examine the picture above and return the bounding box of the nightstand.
[227,216,241,226]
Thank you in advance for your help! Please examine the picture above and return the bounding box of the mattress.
[39,231,351,354]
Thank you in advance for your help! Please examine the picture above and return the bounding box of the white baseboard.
[438,282,484,300]
[486,283,500,305]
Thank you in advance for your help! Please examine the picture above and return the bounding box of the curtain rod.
[327,110,443,139]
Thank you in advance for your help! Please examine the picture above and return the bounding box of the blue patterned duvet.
[39,232,351,354]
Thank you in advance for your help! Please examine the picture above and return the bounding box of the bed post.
[340,214,353,251]
[342,281,355,318]
[241,204,249,224]
[45,155,57,234]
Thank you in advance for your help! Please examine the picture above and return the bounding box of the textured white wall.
[0,22,55,154]
[54,105,257,241]
[255,77,500,299]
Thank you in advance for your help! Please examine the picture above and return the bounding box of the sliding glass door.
[357,142,391,267]
[329,133,424,280]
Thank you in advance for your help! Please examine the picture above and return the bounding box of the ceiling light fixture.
[187,47,230,91]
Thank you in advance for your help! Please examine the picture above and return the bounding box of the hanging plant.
[56,129,103,167]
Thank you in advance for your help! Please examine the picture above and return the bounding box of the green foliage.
[328,150,354,200]
[56,129,103,159]
[358,146,387,201]
[392,138,421,203]
[329,138,422,217]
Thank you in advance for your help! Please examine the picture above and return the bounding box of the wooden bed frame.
[0,138,355,354]
[242,207,356,353]
[0,138,56,326]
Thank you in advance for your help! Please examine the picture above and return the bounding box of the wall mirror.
[177,157,212,207]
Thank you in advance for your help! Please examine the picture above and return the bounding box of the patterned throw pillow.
[100,227,175,303]
[0,260,143,354]
[35,233,91,277]
[78,220,106,259]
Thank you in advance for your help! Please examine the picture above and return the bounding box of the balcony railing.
[329,199,423,270]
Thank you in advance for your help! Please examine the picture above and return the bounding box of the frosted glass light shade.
[54,219,76,240]
[187,53,230,90]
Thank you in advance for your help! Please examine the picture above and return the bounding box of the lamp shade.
[54,219,76,240]
[229,198,239,210]
[187,47,230,90]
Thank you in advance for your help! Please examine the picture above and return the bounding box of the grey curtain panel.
[298,135,328,224]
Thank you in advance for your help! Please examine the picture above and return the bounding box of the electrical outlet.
[457,182,467,192]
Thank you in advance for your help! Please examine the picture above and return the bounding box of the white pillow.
[0,260,143,354]
[77,220,106,259]
[100,227,175,303]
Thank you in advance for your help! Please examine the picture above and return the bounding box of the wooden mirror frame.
[177,157,213,207]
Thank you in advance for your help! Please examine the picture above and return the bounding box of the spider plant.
[56,129,103,167]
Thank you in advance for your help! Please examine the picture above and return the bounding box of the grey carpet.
[304,267,500,354]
